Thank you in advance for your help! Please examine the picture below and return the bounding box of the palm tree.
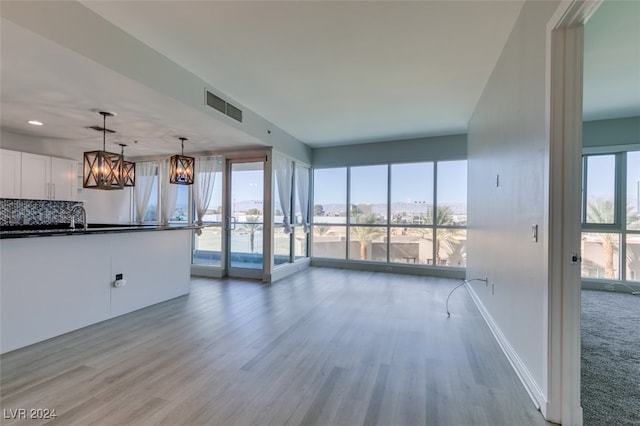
[239,215,262,253]
[350,214,385,260]
[313,226,334,237]
[421,205,462,265]
[586,200,616,278]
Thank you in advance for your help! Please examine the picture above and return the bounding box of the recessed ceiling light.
[27,120,44,126]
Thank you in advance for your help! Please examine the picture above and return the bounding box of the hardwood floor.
[0,267,551,425]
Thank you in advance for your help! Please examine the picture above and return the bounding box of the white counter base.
[1,230,191,353]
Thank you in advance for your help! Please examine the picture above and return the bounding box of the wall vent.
[206,90,243,123]
[226,103,243,122]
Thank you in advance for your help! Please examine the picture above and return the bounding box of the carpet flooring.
[581,289,640,426]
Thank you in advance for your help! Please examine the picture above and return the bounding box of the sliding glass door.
[227,159,265,279]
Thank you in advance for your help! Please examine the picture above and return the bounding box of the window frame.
[581,147,640,285]
[311,160,467,268]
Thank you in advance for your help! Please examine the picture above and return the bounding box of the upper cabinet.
[0,149,22,198]
[50,157,77,201]
[0,151,78,201]
[21,152,50,200]
[21,153,77,201]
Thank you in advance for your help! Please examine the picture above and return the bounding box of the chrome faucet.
[69,204,88,230]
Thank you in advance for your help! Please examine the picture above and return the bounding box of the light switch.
[532,224,538,242]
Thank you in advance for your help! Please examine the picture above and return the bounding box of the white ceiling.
[1,0,638,158]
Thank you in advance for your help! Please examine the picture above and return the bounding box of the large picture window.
[581,150,639,285]
[312,160,467,268]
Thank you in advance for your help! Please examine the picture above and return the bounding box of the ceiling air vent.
[206,90,243,123]
[226,103,242,123]
[206,91,226,114]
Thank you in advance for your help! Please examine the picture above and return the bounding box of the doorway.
[226,159,266,280]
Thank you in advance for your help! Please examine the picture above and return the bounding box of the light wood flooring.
[0,267,551,425]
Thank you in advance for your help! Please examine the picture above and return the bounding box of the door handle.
[227,216,237,231]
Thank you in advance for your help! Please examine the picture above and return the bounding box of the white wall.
[466,0,560,411]
[312,133,466,168]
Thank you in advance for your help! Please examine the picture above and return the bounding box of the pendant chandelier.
[119,143,136,187]
[169,137,194,185]
[83,111,124,190]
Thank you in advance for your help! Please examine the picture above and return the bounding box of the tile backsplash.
[0,198,84,226]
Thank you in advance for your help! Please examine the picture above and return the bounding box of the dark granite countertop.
[0,223,201,239]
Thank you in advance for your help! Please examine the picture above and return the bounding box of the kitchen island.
[0,224,198,353]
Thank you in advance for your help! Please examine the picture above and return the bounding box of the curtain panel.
[134,161,157,223]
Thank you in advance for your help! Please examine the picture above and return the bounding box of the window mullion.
[386,164,391,263]
[432,161,438,265]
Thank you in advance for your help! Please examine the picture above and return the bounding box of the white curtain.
[160,159,178,225]
[296,165,310,233]
[274,153,293,234]
[134,161,157,224]
[193,156,221,225]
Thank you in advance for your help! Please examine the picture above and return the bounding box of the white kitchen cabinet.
[20,152,77,201]
[0,149,21,198]
[50,156,77,201]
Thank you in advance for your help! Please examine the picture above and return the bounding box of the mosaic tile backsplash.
[0,198,85,226]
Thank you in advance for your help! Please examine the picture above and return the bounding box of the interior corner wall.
[466,0,560,411]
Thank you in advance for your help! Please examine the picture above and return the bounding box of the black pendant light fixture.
[169,137,194,185]
[83,111,124,190]
[118,143,136,187]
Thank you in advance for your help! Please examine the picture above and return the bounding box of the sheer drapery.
[134,161,157,223]
[160,159,178,225]
[193,156,221,225]
[296,165,310,233]
[274,153,293,233]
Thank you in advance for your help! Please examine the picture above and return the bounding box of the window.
[437,160,467,226]
[581,150,639,284]
[273,156,310,266]
[171,186,189,222]
[313,160,467,268]
[313,168,347,259]
[627,151,640,230]
[143,176,158,222]
[391,162,433,225]
[192,161,223,266]
[584,154,616,224]
[350,165,388,224]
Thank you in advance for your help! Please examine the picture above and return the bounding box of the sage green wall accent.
[583,116,640,148]
[312,134,466,168]
[466,0,561,413]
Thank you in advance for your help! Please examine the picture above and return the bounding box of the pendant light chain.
[102,112,107,151]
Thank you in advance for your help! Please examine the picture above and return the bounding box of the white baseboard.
[465,283,549,417]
